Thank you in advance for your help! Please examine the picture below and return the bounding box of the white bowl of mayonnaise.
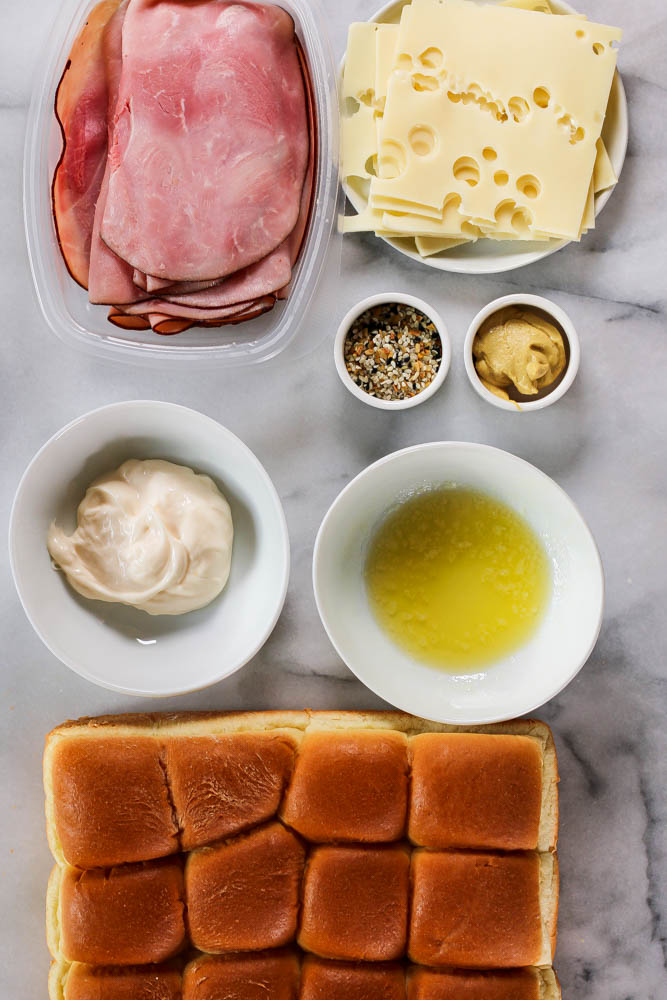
[9,401,290,696]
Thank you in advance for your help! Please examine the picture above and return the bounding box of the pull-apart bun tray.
[45,710,561,1000]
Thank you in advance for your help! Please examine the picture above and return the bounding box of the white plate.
[9,401,290,697]
[313,442,604,724]
[341,0,628,274]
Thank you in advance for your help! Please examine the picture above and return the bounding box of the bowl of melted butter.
[313,442,603,724]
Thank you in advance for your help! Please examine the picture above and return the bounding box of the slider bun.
[301,956,407,1000]
[62,963,182,1000]
[299,845,410,961]
[407,967,544,1000]
[280,730,408,842]
[186,822,305,953]
[409,850,555,968]
[58,859,186,966]
[47,734,178,868]
[166,732,297,850]
[182,951,300,1000]
[409,734,543,851]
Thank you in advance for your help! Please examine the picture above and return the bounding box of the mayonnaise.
[47,459,233,615]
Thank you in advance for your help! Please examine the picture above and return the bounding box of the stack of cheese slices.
[342,0,621,257]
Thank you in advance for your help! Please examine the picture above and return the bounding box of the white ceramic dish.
[464,294,581,412]
[341,0,628,275]
[334,292,451,410]
[313,442,604,724]
[24,0,340,367]
[9,401,290,697]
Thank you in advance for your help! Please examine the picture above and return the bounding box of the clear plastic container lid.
[24,0,341,367]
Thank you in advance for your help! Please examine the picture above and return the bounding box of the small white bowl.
[9,401,290,697]
[313,441,604,725]
[334,293,451,410]
[464,294,581,412]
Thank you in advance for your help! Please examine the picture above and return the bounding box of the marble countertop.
[1,0,666,996]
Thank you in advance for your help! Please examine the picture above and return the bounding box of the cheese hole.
[570,126,585,145]
[453,156,480,186]
[419,47,443,70]
[533,87,550,109]
[358,89,374,108]
[494,170,509,186]
[517,174,541,199]
[511,208,533,234]
[365,155,377,177]
[412,74,439,92]
[494,200,532,234]
[494,199,516,228]
[409,125,437,157]
[447,91,462,103]
[575,29,586,39]
[344,96,360,117]
[482,147,497,161]
[443,193,462,211]
[592,42,604,55]
[508,96,530,123]
[379,140,407,179]
[396,52,413,71]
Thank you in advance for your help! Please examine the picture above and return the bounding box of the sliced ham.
[53,0,315,337]
[100,0,309,281]
[87,1,146,305]
[147,315,194,335]
[160,242,291,308]
[115,296,275,321]
[107,310,150,330]
[132,271,225,295]
[288,40,317,268]
[52,0,121,287]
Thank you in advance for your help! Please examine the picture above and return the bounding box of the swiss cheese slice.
[343,22,379,107]
[593,136,617,193]
[415,236,471,256]
[341,0,619,253]
[342,104,378,180]
[375,25,400,112]
[370,0,620,240]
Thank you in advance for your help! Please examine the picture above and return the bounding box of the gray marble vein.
[0,0,666,997]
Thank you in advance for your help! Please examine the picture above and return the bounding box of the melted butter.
[365,486,551,671]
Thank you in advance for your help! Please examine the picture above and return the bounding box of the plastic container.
[24,0,340,367]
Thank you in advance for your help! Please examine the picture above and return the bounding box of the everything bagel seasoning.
[343,303,442,401]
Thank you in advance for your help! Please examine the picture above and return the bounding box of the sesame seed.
[343,303,442,401]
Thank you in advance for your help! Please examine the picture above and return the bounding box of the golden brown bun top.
[166,732,297,850]
[186,822,305,954]
[301,956,407,1000]
[280,730,409,843]
[59,859,186,967]
[299,845,410,963]
[409,851,543,969]
[63,964,182,1000]
[409,733,543,851]
[50,735,179,869]
[46,711,556,867]
[407,967,541,1000]
[182,951,299,1000]
[46,711,558,980]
